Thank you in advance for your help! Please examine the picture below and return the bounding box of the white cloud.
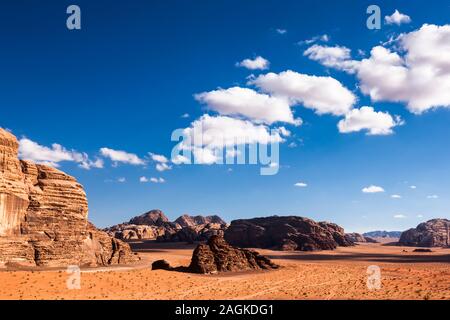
[139,176,149,183]
[149,153,169,163]
[150,177,165,183]
[195,87,298,125]
[427,195,439,199]
[385,10,411,26]
[391,194,402,199]
[19,138,103,169]
[236,56,270,70]
[410,185,417,189]
[299,34,330,45]
[337,106,403,135]
[156,163,172,172]
[100,147,145,165]
[362,185,385,193]
[294,182,307,187]
[179,114,287,164]
[171,154,190,165]
[417,214,424,218]
[304,45,360,73]
[117,177,126,183]
[393,214,407,219]
[276,28,287,35]
[250,70,356,116]
[357,25,450,114]
[181,113,190,118]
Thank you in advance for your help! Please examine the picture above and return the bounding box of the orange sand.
[0,242,448,300]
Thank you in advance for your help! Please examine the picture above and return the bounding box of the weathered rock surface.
[188,235,278,274]
[399,219,450,247]
[106,212,227,243]
[224,216,353,251]
[345,233,378,243]
[0,128,139,268]
[175,214,226,228]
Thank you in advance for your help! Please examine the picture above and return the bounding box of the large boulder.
[399,219,450,247]
[224,216,353,251]
[0,128,139,268]
[188,235,278,274]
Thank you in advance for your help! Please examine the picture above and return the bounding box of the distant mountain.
[175,214,226,228]
[399,219,450,247]
[363,231,402,238]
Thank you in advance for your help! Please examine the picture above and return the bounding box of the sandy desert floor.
[0,242,449,300]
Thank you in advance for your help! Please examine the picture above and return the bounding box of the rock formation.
[175,214,226,228]
[345,233,378,243]
[188,236,278,274]
[106,212,227,243]
[224,216,353,251]
[399,219,450,247]
[0,128,139,268]
[363,230,402,239]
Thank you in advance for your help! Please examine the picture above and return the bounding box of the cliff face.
[399,219,450,247]
[0,128,138,268]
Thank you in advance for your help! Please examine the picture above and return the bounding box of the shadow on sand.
[266,251,450,264]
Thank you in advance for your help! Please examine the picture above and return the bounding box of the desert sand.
[0,242,448,300]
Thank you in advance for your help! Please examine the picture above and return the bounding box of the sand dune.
[0,242,448,300]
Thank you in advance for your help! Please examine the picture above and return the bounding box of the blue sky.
[1,0,449,232]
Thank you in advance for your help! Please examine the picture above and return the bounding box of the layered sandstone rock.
[399,219,450,247]
[0,128,138,268]
[224,216,353,251]
[188,235,278,274]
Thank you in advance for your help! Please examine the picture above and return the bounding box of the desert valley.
[0,128,449,300]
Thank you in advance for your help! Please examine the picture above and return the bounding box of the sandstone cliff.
[0,128,138,268]
[399,219,450,247]
[224,216,353,251]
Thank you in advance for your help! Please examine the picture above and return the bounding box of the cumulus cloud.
[385,10,411,26]
[195,87,298,125]
[139,176,149,183]
[337,106,403,135]
[236,56,270,70]
[149,153,169,163]
[304,25,450,115]
[19,138,103,169]
[294,182,307,187]
[178,114,287,164]
[362,185,385,193]
[250,70,356,116]
[299,34,330,45]
[357,25,450,113]
[304,45,360,73]
[100,147,145,165]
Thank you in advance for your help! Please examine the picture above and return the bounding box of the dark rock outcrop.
[151,259,173,271]
[224,216,352,251]
[399,219,450,247]
[188,235,278,274]
[345,233,378,243]
[128,209,170,226]
[0,128,139,268]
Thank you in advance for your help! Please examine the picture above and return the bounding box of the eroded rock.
[399,219,450,247]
